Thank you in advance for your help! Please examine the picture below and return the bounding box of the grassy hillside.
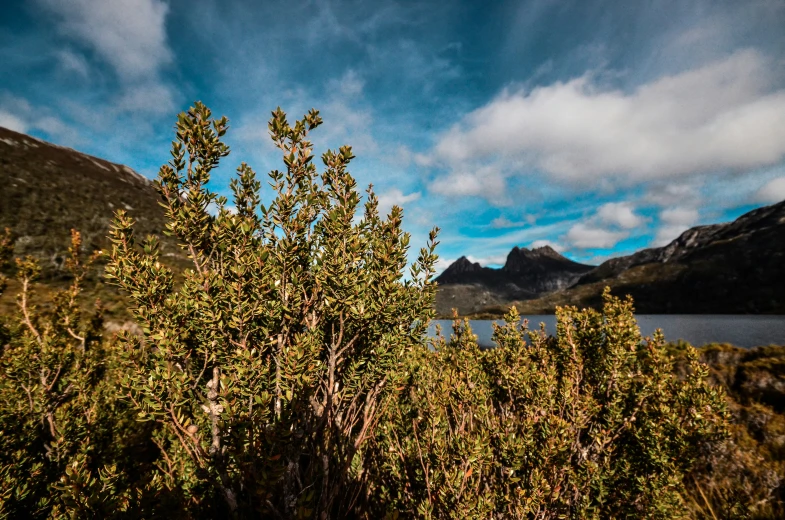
[0,126,188,319]
[681,343,785,517]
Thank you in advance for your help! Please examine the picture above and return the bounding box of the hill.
[4,125,783,318]
[0,126,186,318]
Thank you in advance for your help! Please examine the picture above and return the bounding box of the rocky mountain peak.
[502,244,574,273]
[434,245,595,315]
[533,245,560,256]
[442,256,482,276]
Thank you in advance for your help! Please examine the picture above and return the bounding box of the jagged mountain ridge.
[435,245,594,316]
[578,201,785,285]
[463,199,785,316]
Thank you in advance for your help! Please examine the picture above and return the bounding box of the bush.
[365,291,728,519]
[105,103,439,518]
[671,342,785,518]
[0,230,147,517]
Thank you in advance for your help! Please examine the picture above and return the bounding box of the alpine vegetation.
[365,295,728,518]
[0,103,729,518]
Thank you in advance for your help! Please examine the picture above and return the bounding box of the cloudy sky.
[2,0,785,270]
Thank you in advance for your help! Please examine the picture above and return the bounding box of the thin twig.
[19,277,43,346]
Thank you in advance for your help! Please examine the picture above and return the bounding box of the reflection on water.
[427,315,785,349]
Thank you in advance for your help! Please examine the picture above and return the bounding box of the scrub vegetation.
[0,104,779,518]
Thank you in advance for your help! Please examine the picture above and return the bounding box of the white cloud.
[531,239,564,252]
[0,94,79,144]
[381,144,413,168]
[232,69,378,162]
[116,82,177,115]
[0,110,28,133]
[321,100,377,153]
[37,0,172,81]
[559,200,643,250]
[435,219,572,258]
[644,183,700,207]
[654,226,690,246]
[311,70,378,155]
[490,216,522,229]
[565,223,628,249]
[413,153,434,167]
[467,254,508,267]
[55,49,90,77]
[35,116,76,140]
[660,207,699,226]
[429,50,785,185]
[596,202,645,229]
[755,177,785,204]
[329,69,364,96]
[37,0,179,118]
[376,188,420,215]
[434,257,456,274]
[428,166,509,205]
[653,207,700,246]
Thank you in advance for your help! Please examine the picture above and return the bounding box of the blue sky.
[2,0,785,271]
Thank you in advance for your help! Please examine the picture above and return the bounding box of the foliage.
[365,290,729,519]
[104,102,439,517]
[671,342,785,519]
[0,103,745,519]
[0,230,141,517]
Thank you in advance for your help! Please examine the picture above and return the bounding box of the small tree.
[365,290,728,519]
[105,102,439,517]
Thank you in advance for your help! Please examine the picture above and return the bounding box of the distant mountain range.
[436,200,785,316]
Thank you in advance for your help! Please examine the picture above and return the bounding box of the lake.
[427,315,785,349]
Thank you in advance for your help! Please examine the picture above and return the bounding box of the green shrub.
[365,291,728,519]
[105,102,439,518]
[671,342,785,519]
[0,230,142,517]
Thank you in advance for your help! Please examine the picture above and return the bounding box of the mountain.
[474,200,785,316]
[435,245,594,316]
[0,126,186,317]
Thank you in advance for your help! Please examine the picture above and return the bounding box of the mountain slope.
[480,200,785,316]
[0,126,186,317]
[435,245,594,316]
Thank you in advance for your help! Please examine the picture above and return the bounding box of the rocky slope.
[435,245,594,316]
[0,126,186,317]
[476,200,785,316]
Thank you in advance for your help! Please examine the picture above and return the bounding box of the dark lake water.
[428,316,785,349]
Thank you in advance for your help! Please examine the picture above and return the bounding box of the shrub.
[105,102,439,518]
[672,342,785,519]
[0,230,139,517]
[365,290,728,519]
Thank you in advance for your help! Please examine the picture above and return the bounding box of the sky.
[2,0,785,271]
